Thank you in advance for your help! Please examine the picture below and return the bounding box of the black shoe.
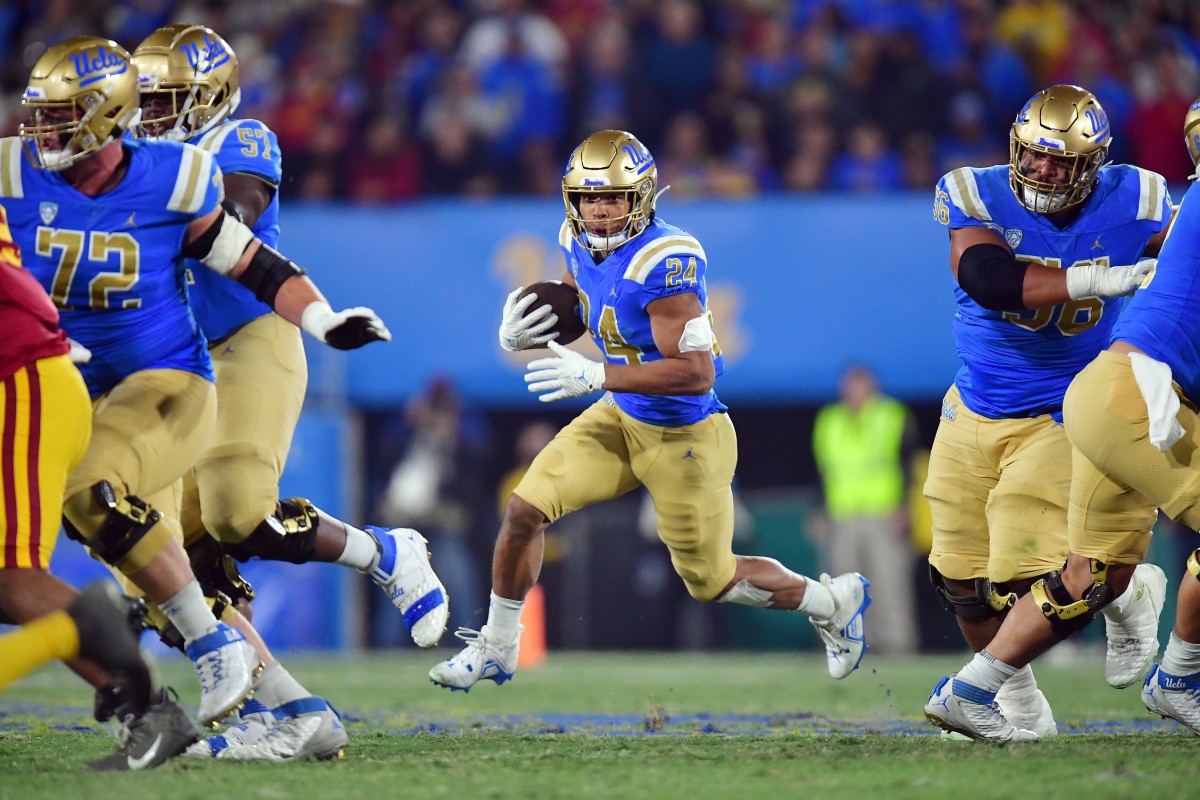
[69,582,152,715]
[87,688,200,771]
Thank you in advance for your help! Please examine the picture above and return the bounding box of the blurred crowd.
[1,0,1198,202]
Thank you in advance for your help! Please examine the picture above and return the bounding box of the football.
[519,281,587,346]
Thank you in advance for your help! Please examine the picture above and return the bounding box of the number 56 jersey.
[934,164,1171,420]
[559,217,726,427]
[0,137,221,397]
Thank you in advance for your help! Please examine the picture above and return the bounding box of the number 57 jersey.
[0,137,221,397]
[934,164,1171,420]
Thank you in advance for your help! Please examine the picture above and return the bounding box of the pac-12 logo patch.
[39,202,57,224]
[1004,228,1023,248]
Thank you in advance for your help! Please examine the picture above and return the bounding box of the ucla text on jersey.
[933,163,1170,420]
[184,117,282,342]
[559,217,727,426]
[0,136,221,396]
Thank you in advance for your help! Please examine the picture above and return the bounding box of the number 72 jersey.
[0,137,221,397]
[933,163,1171,420]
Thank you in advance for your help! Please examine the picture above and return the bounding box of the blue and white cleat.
[362,526,449,648]
[429,625,521,692]
[1142,664,1200,735]
[186,697,347,761]
[809,572,872,679]
[185,622,261,726]
[925,675,1039,742]
[183,698,274,757]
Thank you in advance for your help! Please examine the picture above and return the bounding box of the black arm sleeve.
[237,244,306,307]
[956,242,1028,311]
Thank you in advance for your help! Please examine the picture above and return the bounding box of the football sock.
[254,663,309,708]
[487,591,525,643]
[796,577,836,620]
[1162,632,1200,676]
[956,650,1018,693]
[998,664,1037,694]
[160,579,219,643]
[0,611,79,692]
[339,524,379,571]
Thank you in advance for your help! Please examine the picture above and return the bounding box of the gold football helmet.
[1009,84,1111,213]
[562,130,658,253]
[132,23,239,141]
[1185,97,1200,168]
[20,36,140,171]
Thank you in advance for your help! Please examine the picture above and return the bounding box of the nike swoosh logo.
[127,734,163,770]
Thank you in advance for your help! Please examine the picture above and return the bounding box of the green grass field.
[1,649,1196,799]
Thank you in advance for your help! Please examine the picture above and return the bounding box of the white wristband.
[300,301,336,342]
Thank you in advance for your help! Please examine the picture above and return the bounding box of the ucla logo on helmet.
[1015,98,1033,124]
[39,202,58,224]
[181,34,231,75]
[622,143,654,175]
[1004,228,1023,248]
[70,46,127,87]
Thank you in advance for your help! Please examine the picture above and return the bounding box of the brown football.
[519,281,587,346]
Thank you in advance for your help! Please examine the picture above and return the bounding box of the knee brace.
[224,496,320,564]
[65,481,163,569]
[1188,549,1200,581]
[188,536,256,606]
[928,565,1017,619]
[1029,559,1111,639]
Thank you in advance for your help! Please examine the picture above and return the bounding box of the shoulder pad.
[622,233,706,285]
[167,144,217,214]
[940,167,993,222]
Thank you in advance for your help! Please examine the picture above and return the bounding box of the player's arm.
[951,226,1149,310]
[182,208,389,350]
[221,172,274,228]
[601,292,714,395]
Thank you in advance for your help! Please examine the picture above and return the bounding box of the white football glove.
[300,301,391,350]
[525,341,606,403]
[1065,260,1155,300]
[499,287,559,352]
[67,338,91,364]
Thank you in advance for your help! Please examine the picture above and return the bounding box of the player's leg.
[429,399,640,690]
[61,369,259,725]
[189,315,447,645]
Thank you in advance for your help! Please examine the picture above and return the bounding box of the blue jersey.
[1112,180,1200,400]
[559,218,727,426]
[0,137,221,397]
[935,164,1170,420]
[184,118,281,341]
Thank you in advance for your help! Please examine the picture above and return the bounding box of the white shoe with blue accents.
[186,697,347,761]
[362,526,449,648]
[809,572,871,679]
[429,624,522,692]
[1142,664,1200,734]
[925,675,1039,741]
[185,622,261,726]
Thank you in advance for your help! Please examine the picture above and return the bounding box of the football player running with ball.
[430,130,872,691]
[923,85,1172,741]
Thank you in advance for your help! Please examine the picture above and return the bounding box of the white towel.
[1129,352,1185,452]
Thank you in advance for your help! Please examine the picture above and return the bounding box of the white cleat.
[188,697,348,761]
[429,625,521,692]
[996,682,1058,737]
[183,698,274,758]
[1102,562,1167,688]
[809,572,871,679]
[1142,664,1200,735]
[362,526,449,648]
[185,622,262,726]
[925,675,1040,742]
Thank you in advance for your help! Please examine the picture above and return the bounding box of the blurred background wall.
[8,0,1198,652]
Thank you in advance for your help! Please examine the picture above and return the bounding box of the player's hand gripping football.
[301,302,392,350]
[499,287,559,351]
[525,341,606,402]
[1065,259,1155,300]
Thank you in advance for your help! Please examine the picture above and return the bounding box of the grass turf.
[0,649,1196,799]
